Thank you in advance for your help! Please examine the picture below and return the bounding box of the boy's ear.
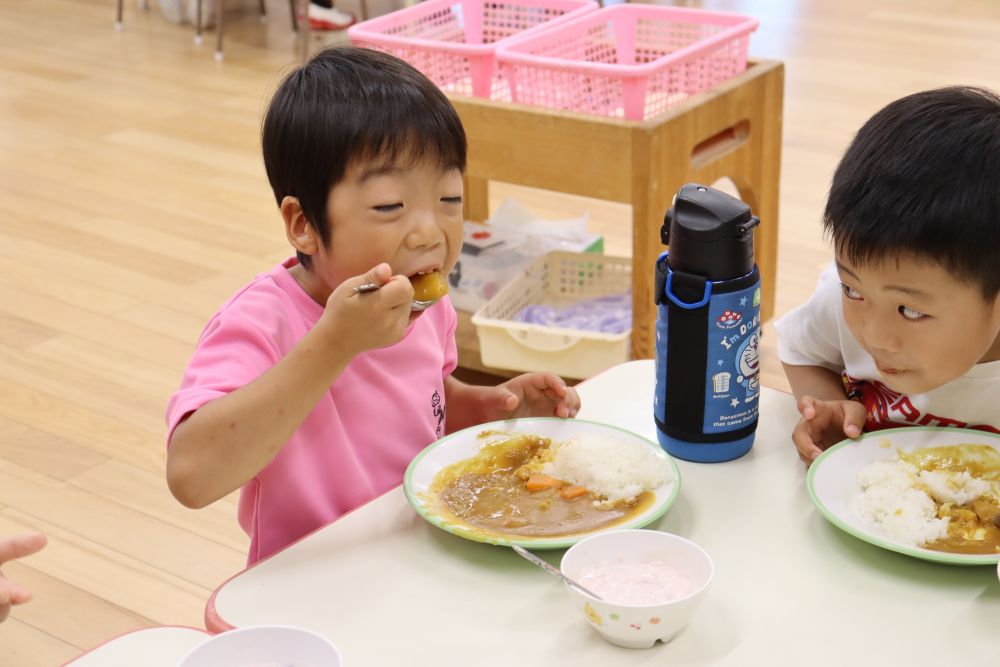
[989,290,1000,327]
[280,196,319,256]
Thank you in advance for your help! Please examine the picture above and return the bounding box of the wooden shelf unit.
[449,59,784,375]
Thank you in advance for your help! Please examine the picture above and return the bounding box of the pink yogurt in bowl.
[576,559,699,605]
[561,529,713,649]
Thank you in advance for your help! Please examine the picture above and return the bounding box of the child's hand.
[320,263,414,356]
[0,532,46,622]
[792,396,866,465]
[481,373,581,421]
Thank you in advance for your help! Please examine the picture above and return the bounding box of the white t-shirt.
[774,263,1000,434]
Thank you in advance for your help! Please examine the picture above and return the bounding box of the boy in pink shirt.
[165,47,581,564]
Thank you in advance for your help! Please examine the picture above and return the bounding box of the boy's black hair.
[824,86,1000,300]
[262,46,467,269]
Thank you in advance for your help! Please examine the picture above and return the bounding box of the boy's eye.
[441,196,463,205]
[840,283,863,301]
[899,305,928,321]
[374,203,402,213]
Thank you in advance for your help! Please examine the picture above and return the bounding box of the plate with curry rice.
[808,427,1000,565]
[404,417,681,549]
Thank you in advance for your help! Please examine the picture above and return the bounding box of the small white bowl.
[560,529,713,649]
[178,625,342,667]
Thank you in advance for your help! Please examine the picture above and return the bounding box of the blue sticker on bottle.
[702,286,761,433]
[654,310,666,424]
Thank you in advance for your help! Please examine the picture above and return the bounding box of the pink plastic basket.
[495,5,758,120]
[347,0,598,99]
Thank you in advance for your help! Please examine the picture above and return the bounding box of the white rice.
[917,469,991,506]
[854,460,947,546]
[853,458,993,546]
[541,435,672,505]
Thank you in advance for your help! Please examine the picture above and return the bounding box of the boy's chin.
[876,370,936,396]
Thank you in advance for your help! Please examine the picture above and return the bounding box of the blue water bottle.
[654,184,761,462]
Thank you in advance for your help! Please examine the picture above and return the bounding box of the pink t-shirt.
[166,258,457,564]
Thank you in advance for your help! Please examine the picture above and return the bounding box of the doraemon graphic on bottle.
[654,184,762,463]
[736,330,761,403]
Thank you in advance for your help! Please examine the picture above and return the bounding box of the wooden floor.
[1,0,998,663]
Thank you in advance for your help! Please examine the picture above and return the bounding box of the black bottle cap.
[661,184,759,281]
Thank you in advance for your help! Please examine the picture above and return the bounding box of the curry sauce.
[901,445,1000,555]
[426,432,654,538]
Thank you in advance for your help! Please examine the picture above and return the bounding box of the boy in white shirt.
[775,86,1000,464]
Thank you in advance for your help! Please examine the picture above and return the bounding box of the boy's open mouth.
[408,268,439,279]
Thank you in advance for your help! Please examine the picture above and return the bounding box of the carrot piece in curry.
[559,485,589,501]
[525,473,563,491]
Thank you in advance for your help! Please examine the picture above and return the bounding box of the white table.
[206,360,1000,666]
[63,626,209,667]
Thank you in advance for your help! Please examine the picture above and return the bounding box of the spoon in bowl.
[512,545,604,600]
[353,283,441,312]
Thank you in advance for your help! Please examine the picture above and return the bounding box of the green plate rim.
[403,417,681,549]
[806,426,1000,566]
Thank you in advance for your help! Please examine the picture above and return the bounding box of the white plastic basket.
[471,251,631,378]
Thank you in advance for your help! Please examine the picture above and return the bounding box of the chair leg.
[215,0,225,61]
[118,0,151,30]
[259,0,267,16]
[195,0,203,43]
[300,0,311,62]
[358,0,368,21]
[290,0,311,62]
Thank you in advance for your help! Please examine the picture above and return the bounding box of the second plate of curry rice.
[808,427,1000,565]
[404,418,681,548]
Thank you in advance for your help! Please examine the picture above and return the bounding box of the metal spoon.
[353,283,441,312]
[511,545,604,600]
[409,297,440,311]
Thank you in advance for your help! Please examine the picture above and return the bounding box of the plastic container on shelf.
[495,4,758,120]
[347,0,598,99]
[471,251,631,379]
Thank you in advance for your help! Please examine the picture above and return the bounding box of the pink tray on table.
[495,4,758,120]
[347,0,598,99]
